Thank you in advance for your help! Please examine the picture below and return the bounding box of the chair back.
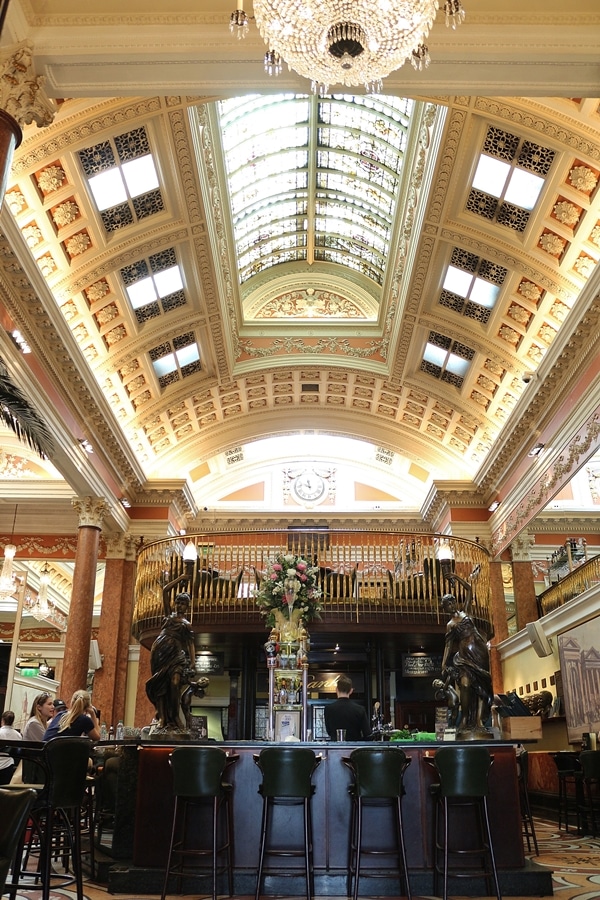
[44,737,93,809]
[434,746,492,798]
[551,751,581,775]
[579,750,600,781]
[255,747,320,798]
[169,746,228,797]
[0,787,37,891]
[349,747,411,798]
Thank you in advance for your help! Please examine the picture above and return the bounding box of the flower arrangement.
[256,553,322,627]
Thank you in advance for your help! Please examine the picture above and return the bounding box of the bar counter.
[103,739,552,897]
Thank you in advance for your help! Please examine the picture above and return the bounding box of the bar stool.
[550,751,582,832]
[431,745,501,900]
[347,746,412,900]
[254,746,321,900]
[578,749,600,837]
[0,788,37,894]
[10,737,93,900]
[516,748,538,855]
[161,746,237,900]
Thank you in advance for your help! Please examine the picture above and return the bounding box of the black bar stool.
[431,745,501,900]
[516,748,538,855]
[346,746,412,900]
[0,788,37,894]
[10,737,93,900]
[550,751,582,832]
[161,746,237,900]
[578,749,600,837]
[254,746,321,900]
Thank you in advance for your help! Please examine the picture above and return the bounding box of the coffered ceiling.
[0,0,600,547]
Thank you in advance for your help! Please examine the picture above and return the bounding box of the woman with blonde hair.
[22,692,55,742]
[43,690,100,741]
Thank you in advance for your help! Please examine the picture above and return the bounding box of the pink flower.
[270,573,278,581]
[272,564,282,571]
[296,562,307,572]
[299,574,307,582]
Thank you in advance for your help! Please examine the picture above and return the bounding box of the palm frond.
[0,358,54,459]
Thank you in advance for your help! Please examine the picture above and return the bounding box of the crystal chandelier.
[0,505,18,600]
[29,563,51,621]
[230,0,464,93]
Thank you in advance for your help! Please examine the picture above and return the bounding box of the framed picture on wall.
[557,616,600,743]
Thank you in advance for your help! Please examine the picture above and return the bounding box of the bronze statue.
[438,574,493,739]
[146,591,198,733]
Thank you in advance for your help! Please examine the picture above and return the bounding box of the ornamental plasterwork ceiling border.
[474,98,600,162]
[0,232,145,493]
[491,401,600,557]
[530,516,600,535]
[481,290,600,496]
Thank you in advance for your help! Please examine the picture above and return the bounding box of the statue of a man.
[437,574,493,739]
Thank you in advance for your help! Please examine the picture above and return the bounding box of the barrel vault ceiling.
[0,0,600,549]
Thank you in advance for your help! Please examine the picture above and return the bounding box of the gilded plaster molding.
[491,402,600,556]
[104,532,139,560]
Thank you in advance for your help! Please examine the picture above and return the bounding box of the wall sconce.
[183,540,198,562]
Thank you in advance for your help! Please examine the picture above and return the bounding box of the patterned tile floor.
[10,817,600,900]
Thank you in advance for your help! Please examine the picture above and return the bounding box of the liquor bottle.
[100,722,108,741]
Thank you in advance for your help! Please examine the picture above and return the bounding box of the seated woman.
[43,690,101,741]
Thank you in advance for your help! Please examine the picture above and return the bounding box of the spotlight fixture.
[79,439,94,454]
[119,497,132,508]
[488,500,500,512]
[528,443,545,458]
[230,0,465,94]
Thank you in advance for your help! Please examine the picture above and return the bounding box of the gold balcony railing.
[538,553,600,616]
[132,529,491,646]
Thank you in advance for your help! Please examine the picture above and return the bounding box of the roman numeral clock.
[285,468,333,507]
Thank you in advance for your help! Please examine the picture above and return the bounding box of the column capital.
[510,530,535,562]
[0,42,55,128]
[105,532,139,561]
[71,496,109,529]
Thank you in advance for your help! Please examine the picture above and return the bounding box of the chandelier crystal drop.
[0,542,16,599]
[0,504,18,600]
[245,0,463,92]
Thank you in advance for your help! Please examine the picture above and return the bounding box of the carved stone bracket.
[0,42,55,128]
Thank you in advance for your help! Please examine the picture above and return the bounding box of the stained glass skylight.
[79,127,164,233]
[218,94,413,287]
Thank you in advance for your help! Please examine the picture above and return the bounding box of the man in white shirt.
[0,710,22,785]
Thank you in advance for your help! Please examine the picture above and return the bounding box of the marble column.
[60,497,108,701]
[488,559,509,695]
[134,642,155,728]
[92,533,138,729]
[510,531,539,631]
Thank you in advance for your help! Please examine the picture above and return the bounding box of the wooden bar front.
[121,740,549,896]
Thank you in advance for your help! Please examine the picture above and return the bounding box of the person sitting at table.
[0,710,21,785]
[22,692,55,742]
[324,675,371,741]
[43,690,100,741]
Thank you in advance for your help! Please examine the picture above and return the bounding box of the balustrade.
[132,530,490,645]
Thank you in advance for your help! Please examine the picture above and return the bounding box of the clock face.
[292,471,327,504]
